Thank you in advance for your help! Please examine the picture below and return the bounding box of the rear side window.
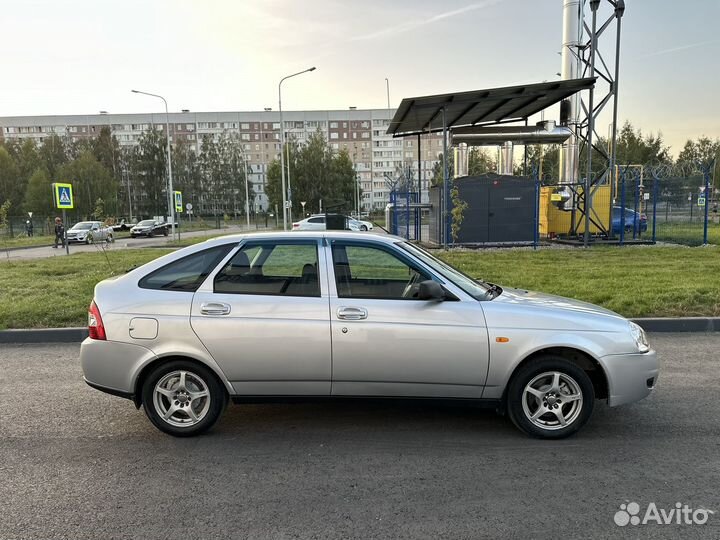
[139,244,234,292]
[214,242,320,297]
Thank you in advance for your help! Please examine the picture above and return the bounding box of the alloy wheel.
[153,370,211,428]
[521,371,583,430]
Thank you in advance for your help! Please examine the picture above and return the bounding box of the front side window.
[331,243,430,300]
[214,242,320,297]
[139,244,234,292]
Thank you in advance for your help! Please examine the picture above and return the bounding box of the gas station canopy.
[386,78,596,137]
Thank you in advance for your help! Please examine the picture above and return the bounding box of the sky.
[2,0,719,154]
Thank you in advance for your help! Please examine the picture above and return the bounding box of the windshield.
[138,220,155,226]
[398,242,491,300]
[71,222,93,230]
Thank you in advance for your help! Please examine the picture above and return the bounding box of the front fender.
[481,329,618,400]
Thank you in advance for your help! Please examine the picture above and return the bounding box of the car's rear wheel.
[360,225,368,231]
[141,360,226,437]
[507,357,594,439]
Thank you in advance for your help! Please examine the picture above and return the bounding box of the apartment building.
[0,109,445,212]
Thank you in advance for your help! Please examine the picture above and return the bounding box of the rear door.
[191,238,332,395]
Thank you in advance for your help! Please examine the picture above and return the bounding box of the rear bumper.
[80,338,156,395]
[599,349,659,406]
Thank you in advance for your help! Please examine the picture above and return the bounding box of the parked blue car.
[612,206,647,236]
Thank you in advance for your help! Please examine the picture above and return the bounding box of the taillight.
[88,300,106,340]
[292,223,299,229]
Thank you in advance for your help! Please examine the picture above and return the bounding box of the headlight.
[629,321,649,353]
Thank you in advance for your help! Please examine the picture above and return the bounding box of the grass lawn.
[654,221,720,246]
[1,244,719,329]
[0,234,57,249]
[0,248,172,329]
[439,246,720,319]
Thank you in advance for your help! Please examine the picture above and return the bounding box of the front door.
[191,239,331,395]
[327,240,489,398]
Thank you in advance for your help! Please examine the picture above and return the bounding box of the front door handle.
[200,302,231,316]
[337,306,368,320]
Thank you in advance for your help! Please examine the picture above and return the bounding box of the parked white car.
[66,221,113,244]
[354,219,373,231]
[293,215,360,231]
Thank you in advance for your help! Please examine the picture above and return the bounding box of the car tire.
[86,234,93,244]
[107,234,114,243]
[163,228,168,236]
[360,225,368,231]
[148,231,154,238]
[141,360,226,437]
[507,356,594,439]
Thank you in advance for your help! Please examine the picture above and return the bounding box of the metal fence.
[386,160,717,248]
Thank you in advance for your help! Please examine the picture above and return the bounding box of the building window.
[241,123,250,130]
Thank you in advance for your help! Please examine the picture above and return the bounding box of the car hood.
[496,287,620,317]
[483,285,628,332]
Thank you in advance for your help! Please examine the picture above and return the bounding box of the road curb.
[631,318,720,333]
[2,318,720,344]
[0,327,88,344]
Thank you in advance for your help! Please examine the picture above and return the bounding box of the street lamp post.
[242,153,251,230]
[131,89,176,241]
[279,67,316,230]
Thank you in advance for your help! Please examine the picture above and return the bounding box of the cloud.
[638,39,720,59]
[350,0,504,42]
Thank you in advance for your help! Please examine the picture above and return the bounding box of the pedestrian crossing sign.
[53,183,74,210]
[174,191,183,213]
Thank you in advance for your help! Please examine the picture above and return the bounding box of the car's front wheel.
[507,357,594,439]
[141,360,226,437]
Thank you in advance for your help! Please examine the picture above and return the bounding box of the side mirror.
[418,280,444,301]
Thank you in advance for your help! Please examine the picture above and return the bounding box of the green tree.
[23,168,54,216]
[266,130,355,215]
[131,129,167,216]
[38,134,69,179]
[0,147,22,211]
[56,151,117,217]
[431,152,453,186]
[94,198,105,220]
[614,121,671,165]
[468,147,496,176]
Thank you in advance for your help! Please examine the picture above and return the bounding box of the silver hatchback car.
[81,232,658,439]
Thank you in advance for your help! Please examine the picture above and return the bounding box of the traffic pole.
[63,209,69,255]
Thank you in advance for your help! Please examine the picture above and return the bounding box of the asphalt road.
[1,334,719,539]
[0,225,249,261]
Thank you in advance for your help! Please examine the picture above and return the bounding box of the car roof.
[196,230,400,248]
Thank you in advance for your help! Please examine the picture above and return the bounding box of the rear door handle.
[337,307,368,320]
[200,302,231,316]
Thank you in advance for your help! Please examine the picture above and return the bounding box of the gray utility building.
[429,174,537,245]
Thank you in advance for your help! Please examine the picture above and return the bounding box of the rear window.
[139,244,234,292]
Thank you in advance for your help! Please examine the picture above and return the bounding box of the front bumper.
[599,349,659,406]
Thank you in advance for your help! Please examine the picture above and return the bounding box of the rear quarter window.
[139,244,234,292]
